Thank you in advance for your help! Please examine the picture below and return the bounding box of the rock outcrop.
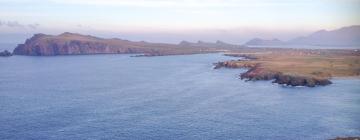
[0,50,12,57]
[240,66,332,87]
[214,60,256,69]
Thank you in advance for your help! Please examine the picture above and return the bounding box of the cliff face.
[13,32,217,56]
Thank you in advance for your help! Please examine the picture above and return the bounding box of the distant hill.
[179,40,242,48]
[289,25,360,46]
[245,25,360,46]
[245,38,287,46]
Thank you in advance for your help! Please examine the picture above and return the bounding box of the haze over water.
[1,54,359,139]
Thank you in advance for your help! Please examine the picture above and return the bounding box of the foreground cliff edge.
[12,32,360,87]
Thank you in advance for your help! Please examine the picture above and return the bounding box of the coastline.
[214,51,360,87]
[7,32,360,88]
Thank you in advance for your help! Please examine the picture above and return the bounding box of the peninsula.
[13,32,241,56]
[214,48,360,87]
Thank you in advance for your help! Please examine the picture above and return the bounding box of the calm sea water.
[0,53,359,140]
[248,45,360,50]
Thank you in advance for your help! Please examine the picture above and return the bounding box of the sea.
[0,53,359,139]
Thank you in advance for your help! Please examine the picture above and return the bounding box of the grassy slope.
[225,49,360,79]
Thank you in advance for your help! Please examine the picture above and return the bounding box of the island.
[11,32,360,87]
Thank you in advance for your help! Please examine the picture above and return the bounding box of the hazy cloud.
[28,23,40,29]
[48,0,311,8]
[5,21,23,28]
[0,20,39,29]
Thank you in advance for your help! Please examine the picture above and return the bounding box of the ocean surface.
[0,53,359,140]
[1,43,360,52]
[248,45,360,50]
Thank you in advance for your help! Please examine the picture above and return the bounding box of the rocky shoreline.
[214,59,332,87]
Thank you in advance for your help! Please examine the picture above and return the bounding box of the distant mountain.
[289,25,360,46]
[13,32,220,56]
[179,40,242,48]
[245,38,287,46]
[245,25,360,46]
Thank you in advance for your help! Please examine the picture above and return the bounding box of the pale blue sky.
[0,0,359,43]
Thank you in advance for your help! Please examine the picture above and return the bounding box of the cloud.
[0,20,40,29]
[28,23,40,29]
[48,0,306,8]
[5,21,23,27]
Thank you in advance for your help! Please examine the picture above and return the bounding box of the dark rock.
[213,60,256,69]
[240,67,281,81]
[239,65,331,87]
[0,50,12,57]
[272,74,331,87]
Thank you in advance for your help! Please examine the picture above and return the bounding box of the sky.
[0,0,359,44]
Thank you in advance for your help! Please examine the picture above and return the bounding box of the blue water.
[0,54,359,140]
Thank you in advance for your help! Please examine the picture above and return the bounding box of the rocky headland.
[215,60,332,87]
[214,49,360,87]
[13,32,235,56]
